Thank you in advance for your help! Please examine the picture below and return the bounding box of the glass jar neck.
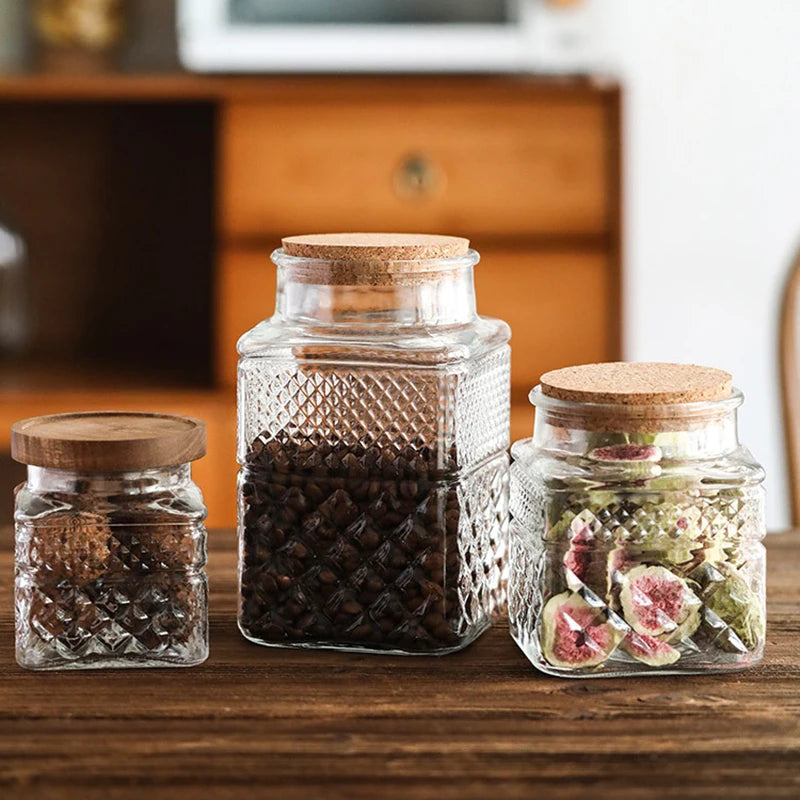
[271,249,479,327]
[26,464,192,495]
[530,387,743,460]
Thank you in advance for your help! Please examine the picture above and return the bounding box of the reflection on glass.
[0,221,27,355]
[228,0,513,25]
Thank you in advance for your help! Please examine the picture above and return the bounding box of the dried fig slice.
[701,562,764,651]
[619,565,700,640]
[621,630,681,666]
[540,591,622,669]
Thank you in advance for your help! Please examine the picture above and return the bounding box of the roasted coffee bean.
[424,552,445,577]
[277,574,292,591]
[359,527,380,550]
[239,435,498,653]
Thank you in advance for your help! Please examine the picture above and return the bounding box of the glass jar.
[0,219,28,355]
[12,412,209,670]
[237,233,510,654]
[509,363,766,677]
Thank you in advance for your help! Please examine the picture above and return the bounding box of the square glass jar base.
[510,630,763,678]
[237,619,491,657]
[16,649,209,671]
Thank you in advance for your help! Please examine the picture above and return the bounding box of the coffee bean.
[424,552,445,577]
[277,574,292,591]
[359,527,380,550]
[318,567,337,585]
[341,599,363,615]
[268,527,285,548]
[239,435,499,653]
[285,540,308,560]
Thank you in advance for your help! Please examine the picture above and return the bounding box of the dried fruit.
[702,563,764,650]
[619,565,700,640]
[562,511,609,596]
[621,631,680,666]
[586,444,663,480]
[588,444,662,462]
[540,591,622,668]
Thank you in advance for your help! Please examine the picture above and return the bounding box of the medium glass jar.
[509,363,766,677]
[237,233,510,654]
[13,412,209,670]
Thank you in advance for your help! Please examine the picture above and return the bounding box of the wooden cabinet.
[221,93,611,238]
[0,75,621,527]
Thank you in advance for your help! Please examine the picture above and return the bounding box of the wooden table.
[1,530,798,799]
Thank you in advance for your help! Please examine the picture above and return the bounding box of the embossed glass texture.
[15,465,209,670]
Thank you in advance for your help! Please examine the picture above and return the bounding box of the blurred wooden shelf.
[0,360,211,394]
[0,71,618,102]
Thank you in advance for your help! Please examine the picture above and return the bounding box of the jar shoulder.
[237,315,510,365]
[511,437,766,488]
[14,481,207,522]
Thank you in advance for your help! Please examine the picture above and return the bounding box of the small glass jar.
[509,363,766,677]
[0,218,28,355]
[237,233,510,654]
[12,412,209,670]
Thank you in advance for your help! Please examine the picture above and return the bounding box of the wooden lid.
[541,362,733,405]
[282,233,470,262]
[11,412,206,471]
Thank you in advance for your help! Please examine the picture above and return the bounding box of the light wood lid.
[11,412,206,471]
[282,233,470,262]
[541,362,733,405]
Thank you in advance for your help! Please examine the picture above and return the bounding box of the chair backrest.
[779,243,800,526]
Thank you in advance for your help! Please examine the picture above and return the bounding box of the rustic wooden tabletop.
[1,528,798,799]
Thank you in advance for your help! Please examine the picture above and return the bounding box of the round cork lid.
[282,233,470,262]
[540,362,733,405]
[11,412,206,471]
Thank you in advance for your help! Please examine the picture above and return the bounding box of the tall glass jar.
[237,233,510,654]
[13,412,209,670]
[509,363,766,677]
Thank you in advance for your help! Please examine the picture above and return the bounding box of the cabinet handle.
[393,153,441,200]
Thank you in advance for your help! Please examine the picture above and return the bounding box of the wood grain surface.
[10,412,206,472]
[221,95,610,239]
[0,73,616,103]
[0,529,798,799]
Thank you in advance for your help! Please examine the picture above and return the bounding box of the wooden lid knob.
[540,362,734,405]
[11,411,207,471]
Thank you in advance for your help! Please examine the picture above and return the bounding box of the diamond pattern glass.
[238,346,510,654]
[14,470,209,670]
[509,436,767,677]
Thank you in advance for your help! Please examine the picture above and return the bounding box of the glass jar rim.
[529,384,744,431]
[271,247,480,283]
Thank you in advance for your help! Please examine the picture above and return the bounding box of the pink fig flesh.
[622,631,680,666]
[619,565,700,639]
[541,592,621,668]
[589,444,662,462]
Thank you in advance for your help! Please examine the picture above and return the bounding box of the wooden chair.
[779,242,800,525]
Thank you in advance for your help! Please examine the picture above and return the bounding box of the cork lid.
[541,362,733,405]
[11,412,206,471]
[535,362,737,433]
[279,233,472,286]
[282,233,469,261]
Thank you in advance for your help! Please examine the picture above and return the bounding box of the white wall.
[595,1,800,529]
